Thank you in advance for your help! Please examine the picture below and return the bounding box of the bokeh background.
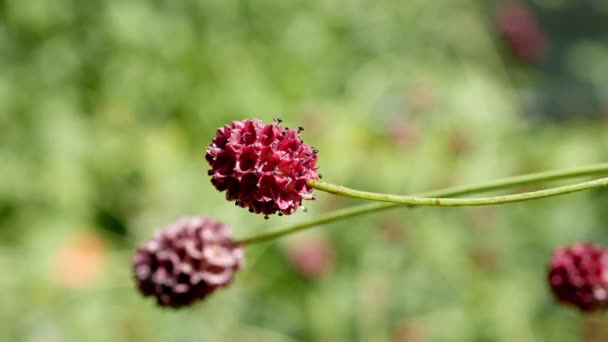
[2,0,608,341]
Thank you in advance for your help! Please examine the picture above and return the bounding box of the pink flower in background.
[287,235,334,279]
[206,119,319,217]
[496,3,549,64]
[548,242,608,312]
[133,217,243,308]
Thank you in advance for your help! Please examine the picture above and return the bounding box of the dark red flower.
[548,242,608,312]
[206,119,319,217]
[133,217,244,308]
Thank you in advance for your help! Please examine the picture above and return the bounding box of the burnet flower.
[206,119,319,217]
[132,216,243,308]
[548,242,608,312]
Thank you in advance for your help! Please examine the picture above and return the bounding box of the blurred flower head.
[286,234,334,279]
[495,2,549,64]
[206,119,319,217]
[548,242,608,312]
[388,118,420,150]
[133,216,243,308]
[52,231,106,288]
[394,319,427,342]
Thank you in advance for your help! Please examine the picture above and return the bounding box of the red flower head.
[133,217,244,308]
[206,119,320,217]
[548,243,608,312]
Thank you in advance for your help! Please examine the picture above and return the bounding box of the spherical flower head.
[548,242,608,312]
[206,119,319,217]
[132,217,244,308]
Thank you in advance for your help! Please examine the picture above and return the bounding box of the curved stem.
[394,163,608,198]
[237,203,393,245]
[308,177,608,206]
[236,163,608,245]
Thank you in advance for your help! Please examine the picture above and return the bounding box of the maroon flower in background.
[495,3,549,64]
[133,216,243,308]
[206,119,319,217]
[548,242,608,312]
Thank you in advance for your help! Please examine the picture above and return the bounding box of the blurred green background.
[2,0,608,341]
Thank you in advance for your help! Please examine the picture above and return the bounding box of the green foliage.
[1,0,608,341]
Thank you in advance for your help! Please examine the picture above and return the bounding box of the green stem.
[308,177,608,206]
[236,163,608,245]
